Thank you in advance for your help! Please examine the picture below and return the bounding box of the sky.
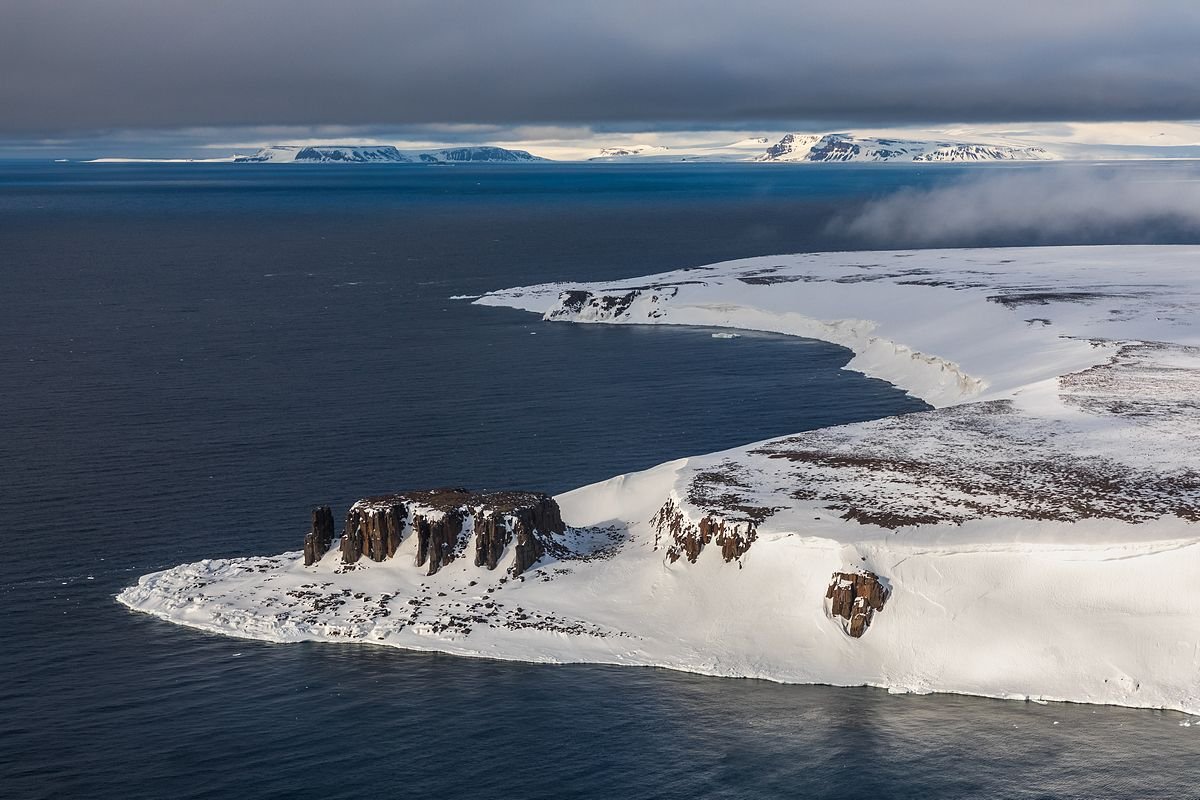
[4,0,1200,158]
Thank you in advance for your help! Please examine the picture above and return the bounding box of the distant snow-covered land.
[82,129,1200,165]
[231,145,546,163]
[83,156,238,163]
[78,124,1200,164]
[587,132,1058,162]
[757,133,1056,162]
[82,145,547,164]
[120,245,1200,714]
[83,133,1055,165]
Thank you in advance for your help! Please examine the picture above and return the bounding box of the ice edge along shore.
[120,245,1200,716]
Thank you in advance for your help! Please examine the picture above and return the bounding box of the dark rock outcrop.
[413,510,465,575]
[303,506,336,566]
[474,493,564,574]
[548,285,686,322]
[651,498,758,565]
[826,571,890,637]
[320,488,565,576]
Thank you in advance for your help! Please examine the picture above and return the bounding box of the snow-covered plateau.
[587,132,1058,162]
[756,133,1056,162]
[231,145,545,163]
[119,245,1200,714]
[81,145,546,164]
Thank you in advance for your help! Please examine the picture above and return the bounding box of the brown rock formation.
[650,498,758,565]
[413,510,465,575]
[826,571,890,637]
[322,488,564,576]
[303,505,336,566]
[473,493,565,573]
[340,498,407,564]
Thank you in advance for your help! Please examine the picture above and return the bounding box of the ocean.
[3,161,1199,798]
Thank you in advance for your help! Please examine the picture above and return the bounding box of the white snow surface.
[120,245,1200,714]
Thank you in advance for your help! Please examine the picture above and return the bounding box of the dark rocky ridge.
[312,489,565,577]
[826,571,890,637]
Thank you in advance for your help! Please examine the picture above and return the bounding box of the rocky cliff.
[310,488,565,577]
[650,498,759,565]
[303,506,336,566]
[826,571,890,637]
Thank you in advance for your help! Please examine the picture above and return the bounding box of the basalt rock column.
[303,505,336,566]
[473,493,565,575]
[473,511,512,571]
[413,511,466,576]
[826,571,890,637]
[340,498,408,565]
[328,489,566,575]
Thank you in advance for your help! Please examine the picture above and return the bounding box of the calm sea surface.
[3,162,1200,799]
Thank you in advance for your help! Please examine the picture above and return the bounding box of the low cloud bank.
[835,167,1200,247]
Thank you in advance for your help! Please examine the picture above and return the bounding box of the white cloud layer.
[836,166,1200,245]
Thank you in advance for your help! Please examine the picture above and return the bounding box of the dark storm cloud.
[3,0,1199,134]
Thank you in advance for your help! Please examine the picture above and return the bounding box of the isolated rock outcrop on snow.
[826,571,890,638]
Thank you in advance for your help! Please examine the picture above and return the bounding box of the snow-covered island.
[83,144,547,164]
[83,132,1060,165]
[590,132,1057,162]
[119,245,1200,714]
[231,144,546,163]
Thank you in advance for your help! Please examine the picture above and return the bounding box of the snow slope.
[119,246,1200,714]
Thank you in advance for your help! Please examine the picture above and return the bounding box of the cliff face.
[650,498,759,565]
[303,506,335,566]
[311,489,565,577]
[338,499,407,564]
[473,494,563,573]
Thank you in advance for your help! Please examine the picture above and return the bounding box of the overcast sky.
[4,1,1200,156]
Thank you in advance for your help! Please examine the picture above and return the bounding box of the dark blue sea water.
[3,162,1200,799]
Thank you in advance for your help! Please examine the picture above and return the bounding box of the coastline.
[119,244,1200,714]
